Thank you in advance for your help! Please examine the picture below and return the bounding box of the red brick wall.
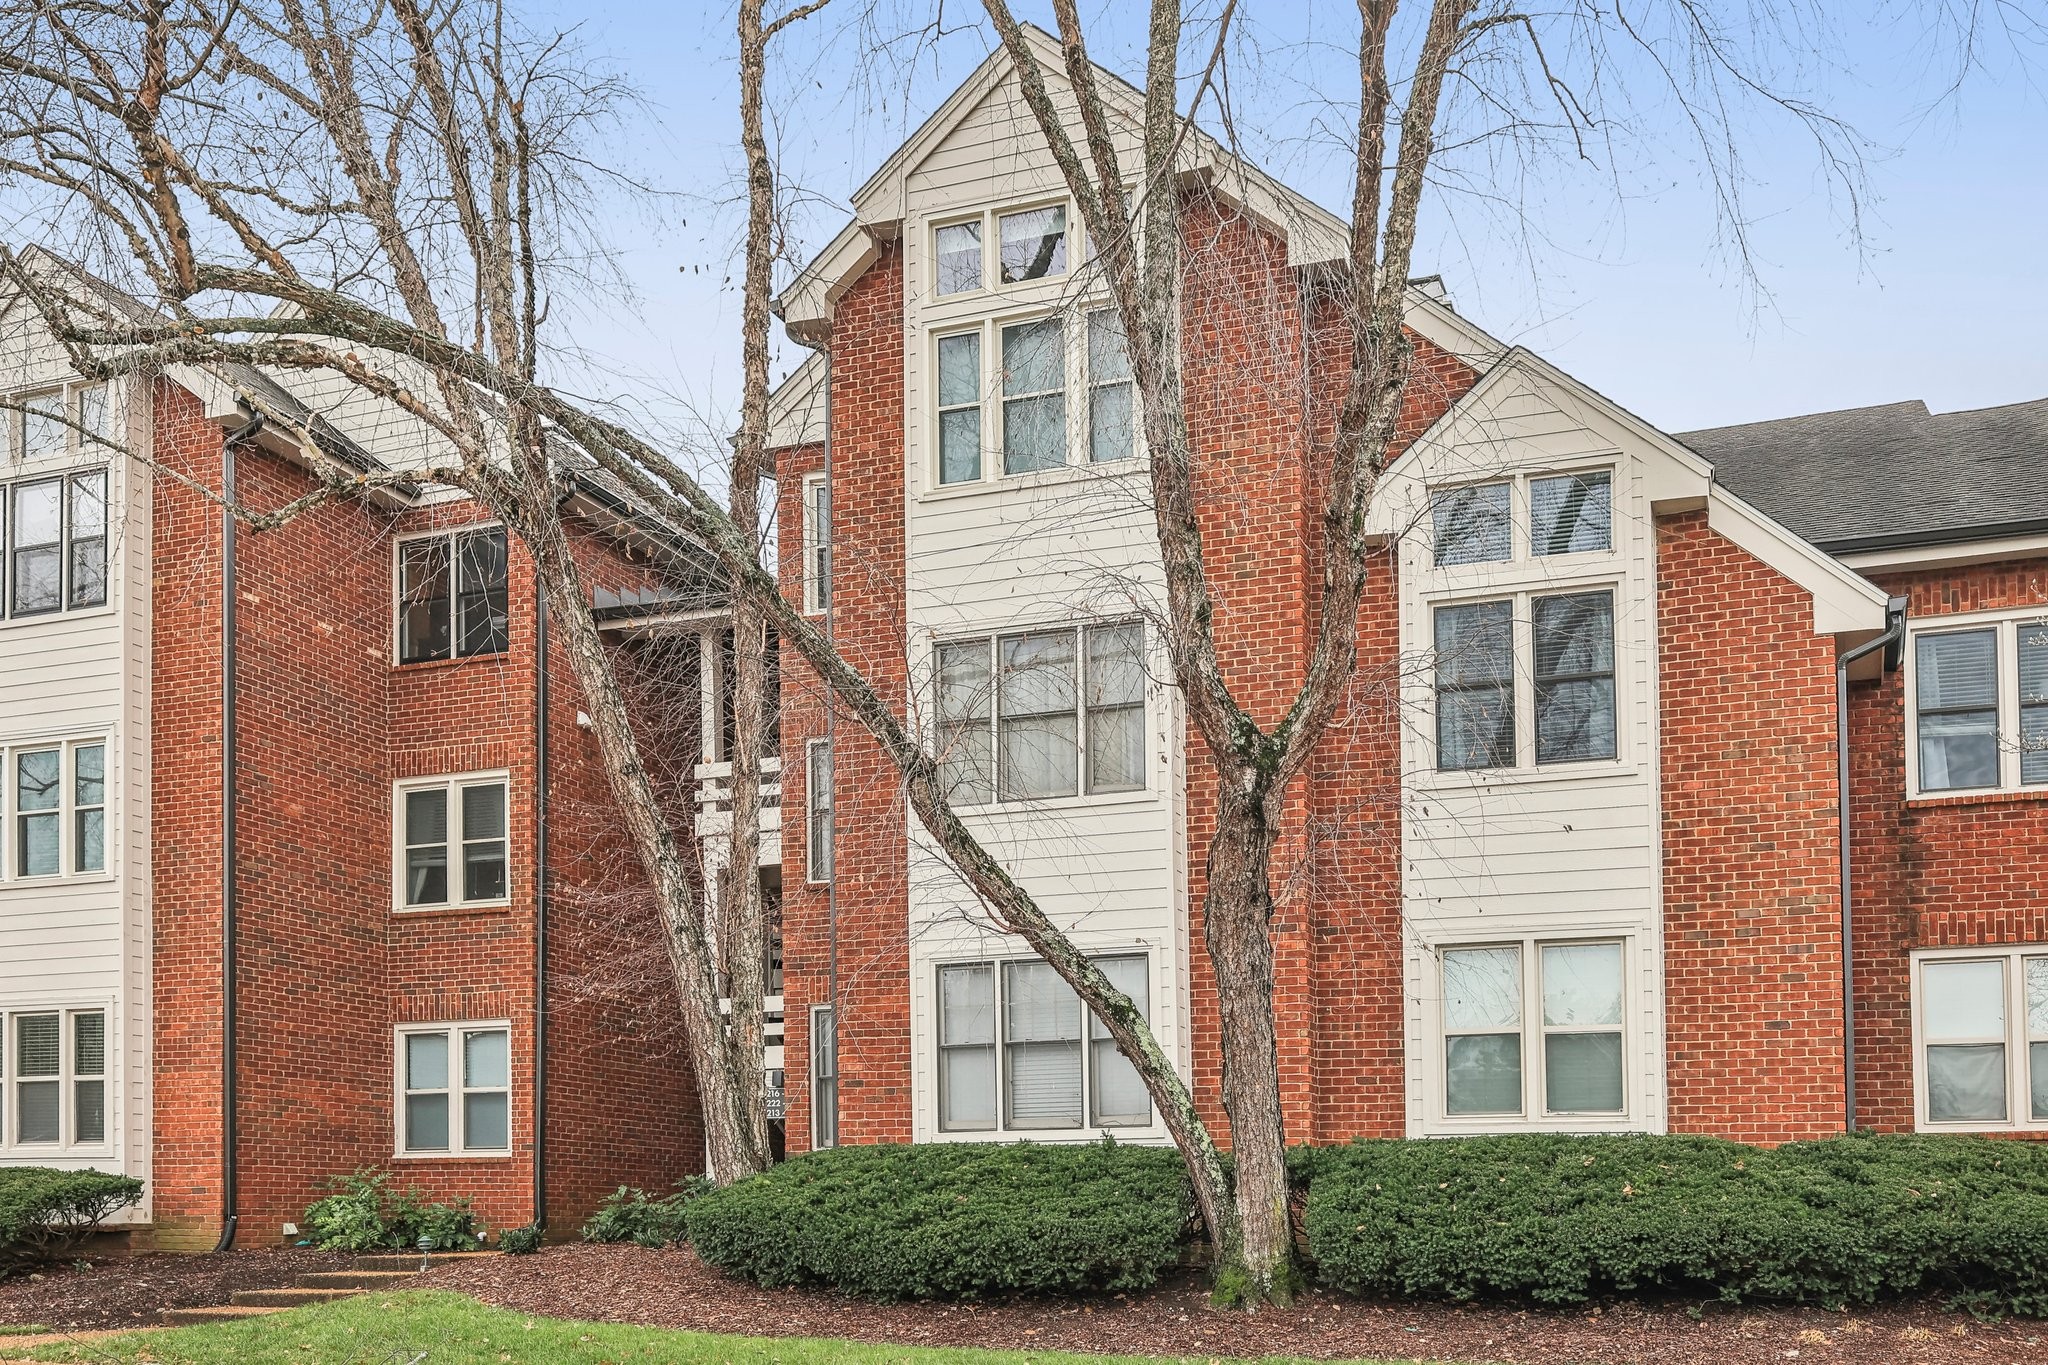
[149,388,700,1246]
[1656,509,1846,1141]
[776,243,912,1150]
[1848,557,2048,1131]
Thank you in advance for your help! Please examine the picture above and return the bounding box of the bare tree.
[0,0,1994,1307]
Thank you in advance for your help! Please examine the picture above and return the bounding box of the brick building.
[0,259,715,1248]
[766,32,2048,1155]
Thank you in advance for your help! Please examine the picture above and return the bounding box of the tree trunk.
[1204,778,1295,1305]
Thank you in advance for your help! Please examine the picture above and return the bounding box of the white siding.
[895,74,1186,1144]
[1387,367,1668,1136]
[0,297,152,1210]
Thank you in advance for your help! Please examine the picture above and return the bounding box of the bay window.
[936,953,1151,1135]
[934,621,1147,806]
[1909,613,2048,795]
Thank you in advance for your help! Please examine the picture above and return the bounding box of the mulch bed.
[422,1243,2048,1365]
[0,1248,349,1333]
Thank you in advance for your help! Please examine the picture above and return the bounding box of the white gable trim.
[1379,348,1888,636]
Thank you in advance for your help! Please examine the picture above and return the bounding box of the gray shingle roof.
[1677,398,2048,553]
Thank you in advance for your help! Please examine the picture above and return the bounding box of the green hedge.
[0,1167,143,1270]
[1296,1133,2048,1315]
[683,1141,1192,1300]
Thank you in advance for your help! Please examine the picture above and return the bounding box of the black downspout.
[214,411,264,1253]
[1835,594,1908,1133]
[821,347,838,1151]
[533,581,549,1231]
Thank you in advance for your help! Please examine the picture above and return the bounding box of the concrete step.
[162,1304,290,1326]
[350,1250,496,1271]
[228,1287,362,1309]
[296,1270,420,1290]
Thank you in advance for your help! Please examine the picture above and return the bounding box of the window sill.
[391,650,513,674]
[1905,786,2048,810]
[1411,758,1641,793]
[921,456,1141,504]
[390,1150,515,1161]
[1913,1120,2048,1135]
[0,604,117,633]
[1417,1115,1649,1136]
[392,902,514,919]
[0,871,117,891]
[947,787,1159,818]
[929,1126,1166,1145]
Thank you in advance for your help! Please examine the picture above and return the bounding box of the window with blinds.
[934,622,1148,806]
[396,1023,511,1155]
[1911,615,2048,795]
[935,954,1152,1136]
[395,773,510,909]
[1437,938,1630,1125]
[1433,590,1617,772]
[1916,949,2048,1131]
[0,1008,107,1150]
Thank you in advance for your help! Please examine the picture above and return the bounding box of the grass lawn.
[9,1290,1412,1365]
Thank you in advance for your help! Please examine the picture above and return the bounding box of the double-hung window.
[1440,939,1628,1123]
[936,953,1150,1135]
[800,473,830,614]
[1,1008,106,1150]
[1433,591,1617,771]
[0,739,109,880]
[3,383,114,464]
[1910,613,2048,795]
[397,527,509,663]
[805,738,832,884]
[396,774,509,909]
[929,306,1137,488]
[1914,950,2048,1130]
[397,1024,511,1155]
[934,622,1146,805]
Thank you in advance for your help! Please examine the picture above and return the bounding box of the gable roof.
[1377,347,1891,636]
[1677,398,2048,553]
[772,23,1501,367]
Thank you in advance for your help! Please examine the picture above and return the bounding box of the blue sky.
[533,1,2048,443]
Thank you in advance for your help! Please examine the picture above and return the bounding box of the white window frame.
[927,198,1077,302]
[1910,946,2048,1133]
[0,738,114,885]
[929,951,1156,1142]
[1427,586,1624,774]
[1424,935,1643,1133]
[2,381,118,466]
[810,1004,837,1150]
[392,523,511,666]
[392,771,511,911]
[930,619,1150,810]
[1904,608,2048,799]
[0,1005,111,1154]
[800,472,830,615]
[805,737,832,885]
[392,1021,513,1158]
[1426,466,1617,570]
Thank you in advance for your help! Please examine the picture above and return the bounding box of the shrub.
[1297,1132,2048,1315]
[302,1170,481,1252]
[498,1223,544,1254]
[684,1140,1192,1300]
[0,1168,143,1271]
[581,1179,707,1249]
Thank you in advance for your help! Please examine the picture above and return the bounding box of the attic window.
[999,206,1067,284]
[935,221,982,295]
